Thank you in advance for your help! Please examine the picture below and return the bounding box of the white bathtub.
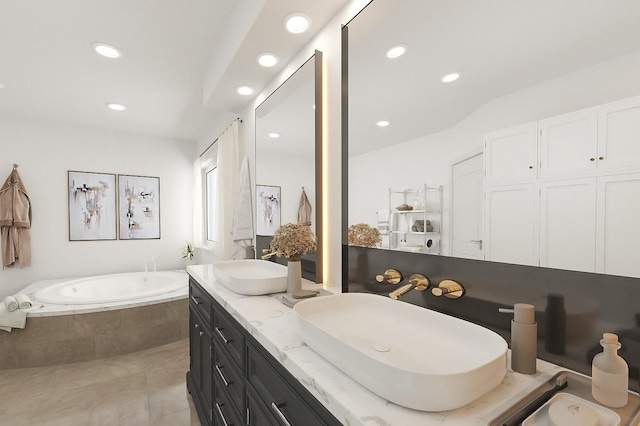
[34,271,187,305]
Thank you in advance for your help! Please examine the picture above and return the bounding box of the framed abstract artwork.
[68,171,117,241]
[256,185,281,236]
[118,174,160,240]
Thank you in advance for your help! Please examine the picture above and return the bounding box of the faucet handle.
[431,280,464,298]
[375,268,403,284]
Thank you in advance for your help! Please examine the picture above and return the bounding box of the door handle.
[470,239,483,250]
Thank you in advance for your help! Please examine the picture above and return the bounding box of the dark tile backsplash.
[344,245,640,392]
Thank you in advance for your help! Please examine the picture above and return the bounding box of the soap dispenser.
[591,333,629,408]
[500,303,537,374]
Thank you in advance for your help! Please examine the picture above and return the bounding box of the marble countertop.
[187,264,569,425]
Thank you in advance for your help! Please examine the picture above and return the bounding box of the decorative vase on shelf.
[286,259,302,294]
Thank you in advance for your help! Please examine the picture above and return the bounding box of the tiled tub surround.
[344,246,640,392]
[0,275,188,369]
[188,264,571,425]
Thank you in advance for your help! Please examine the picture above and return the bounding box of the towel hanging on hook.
[298,188,312,227]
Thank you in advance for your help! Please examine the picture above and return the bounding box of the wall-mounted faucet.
[431,280,465,299]
[389,274,430,300]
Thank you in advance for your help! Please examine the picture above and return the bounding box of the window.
[205,166,217,242]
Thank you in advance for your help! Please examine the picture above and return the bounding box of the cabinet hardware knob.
[528,165,533,169]
[199,331,204,337]
[271,402,293,426]
[194,323,199,329]
[590,157,595,161]
[599,156,604,160]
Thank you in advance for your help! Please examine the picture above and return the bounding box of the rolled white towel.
[15,293,33,310]
[3,296,18,312]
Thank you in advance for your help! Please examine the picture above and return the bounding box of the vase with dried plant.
[261,223,318,298]
[348,223,382,285]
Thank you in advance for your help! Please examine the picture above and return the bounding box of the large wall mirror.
[256,51,323,282]
[345,0,640,279]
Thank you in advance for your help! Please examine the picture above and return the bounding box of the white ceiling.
[0,0,347,142]
[348,0,640,156]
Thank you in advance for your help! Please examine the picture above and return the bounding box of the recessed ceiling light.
[386,45,407,59]
[257,53,279,68]
[441,72,461,83]
[268,133,280,138]
[106,103,126,111]
[284,13,311,34]
[92,43,122,59]
[237,86,254,96]
[377,120,390,127]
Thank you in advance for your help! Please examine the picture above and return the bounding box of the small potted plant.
[182,241,195,263]
[262,223,317,295]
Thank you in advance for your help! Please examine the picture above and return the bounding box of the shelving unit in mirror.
[386,185,442,254]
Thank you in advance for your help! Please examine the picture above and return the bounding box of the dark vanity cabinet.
[187,277,341,426]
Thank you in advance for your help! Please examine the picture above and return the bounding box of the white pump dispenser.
[591,333,629,408]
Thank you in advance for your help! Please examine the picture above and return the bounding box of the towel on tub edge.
[0,305,27,332]
[3,295,18,312]
[14,293,32,309]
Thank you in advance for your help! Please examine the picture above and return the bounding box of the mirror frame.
[255,50,323,283]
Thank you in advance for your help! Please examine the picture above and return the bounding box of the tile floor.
[0,338,200,426]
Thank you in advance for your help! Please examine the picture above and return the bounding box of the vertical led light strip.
[322,53,330,287]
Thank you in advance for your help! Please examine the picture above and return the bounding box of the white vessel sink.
[293,292,508,412]
[212,259,287,295]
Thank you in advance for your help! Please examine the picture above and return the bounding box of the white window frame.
[200,143,218,250]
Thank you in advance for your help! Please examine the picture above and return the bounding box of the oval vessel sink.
[293,292,508,411]
[212,259,287,295]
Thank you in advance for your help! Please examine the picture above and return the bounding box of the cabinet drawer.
[213,344,244,416]
[246,385,276,426]
[247,343,330,426]
[213,307,245,372]
[189,278,213,326]
[213,377,243,426]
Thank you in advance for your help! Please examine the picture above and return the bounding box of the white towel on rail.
[231,157,254,260]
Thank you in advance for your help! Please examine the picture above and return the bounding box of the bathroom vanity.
[184,264,638,425]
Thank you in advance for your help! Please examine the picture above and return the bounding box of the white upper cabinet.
[484,183,538,266]
[539,178,597,272]
[484,122,537,185]
[596,172,640,278]
[538,108,598,179]
[597,96,640,173]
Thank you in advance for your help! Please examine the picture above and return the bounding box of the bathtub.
[1,270,189,369]
[34,271,186,305]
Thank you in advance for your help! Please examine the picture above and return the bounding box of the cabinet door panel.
[540,178,596,272]
[596,173,640,278]
[484,183,538,266]
[484,122,537,185]
[213,344,245,416]
[539,108,598,179]
[598,96,640,173]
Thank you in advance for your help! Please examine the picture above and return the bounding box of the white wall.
[349,51,640,255]
[0,114,195,298]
